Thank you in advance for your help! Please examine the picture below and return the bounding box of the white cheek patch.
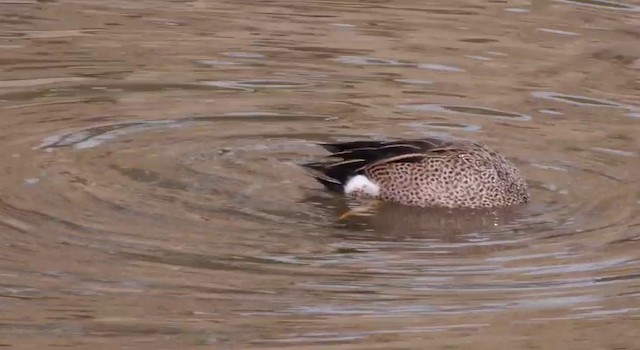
[343,175,380,197]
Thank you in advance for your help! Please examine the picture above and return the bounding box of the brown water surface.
[1,0,640,348]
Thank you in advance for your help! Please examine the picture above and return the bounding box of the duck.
[302,137,529,209]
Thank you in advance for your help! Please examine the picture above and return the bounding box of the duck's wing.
[321,137,475,154]
[302,138,473,192]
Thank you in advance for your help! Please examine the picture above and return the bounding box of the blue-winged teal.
[303,137,529,208]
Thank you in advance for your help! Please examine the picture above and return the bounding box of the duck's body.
[303,137,529,208]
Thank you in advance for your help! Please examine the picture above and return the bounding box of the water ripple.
[334,55,410,66]
[418,63,466,72]
[531,91,631,108]
[555,0,640,11]
[199,79,314,91]
[398,103,532,120]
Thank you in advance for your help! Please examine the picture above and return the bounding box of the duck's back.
[366,145,529,208]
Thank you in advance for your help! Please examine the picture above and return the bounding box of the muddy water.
[1,0,640,348]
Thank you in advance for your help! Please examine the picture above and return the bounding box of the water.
[1,0,640,348]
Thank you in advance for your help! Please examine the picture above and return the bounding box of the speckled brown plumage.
[302,137,529,208]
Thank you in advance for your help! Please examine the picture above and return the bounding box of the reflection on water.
[1,0,640,348]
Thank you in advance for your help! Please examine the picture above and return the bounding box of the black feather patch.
[320,141,388,153]
[330,144,422,163]
[301,159,367,193]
